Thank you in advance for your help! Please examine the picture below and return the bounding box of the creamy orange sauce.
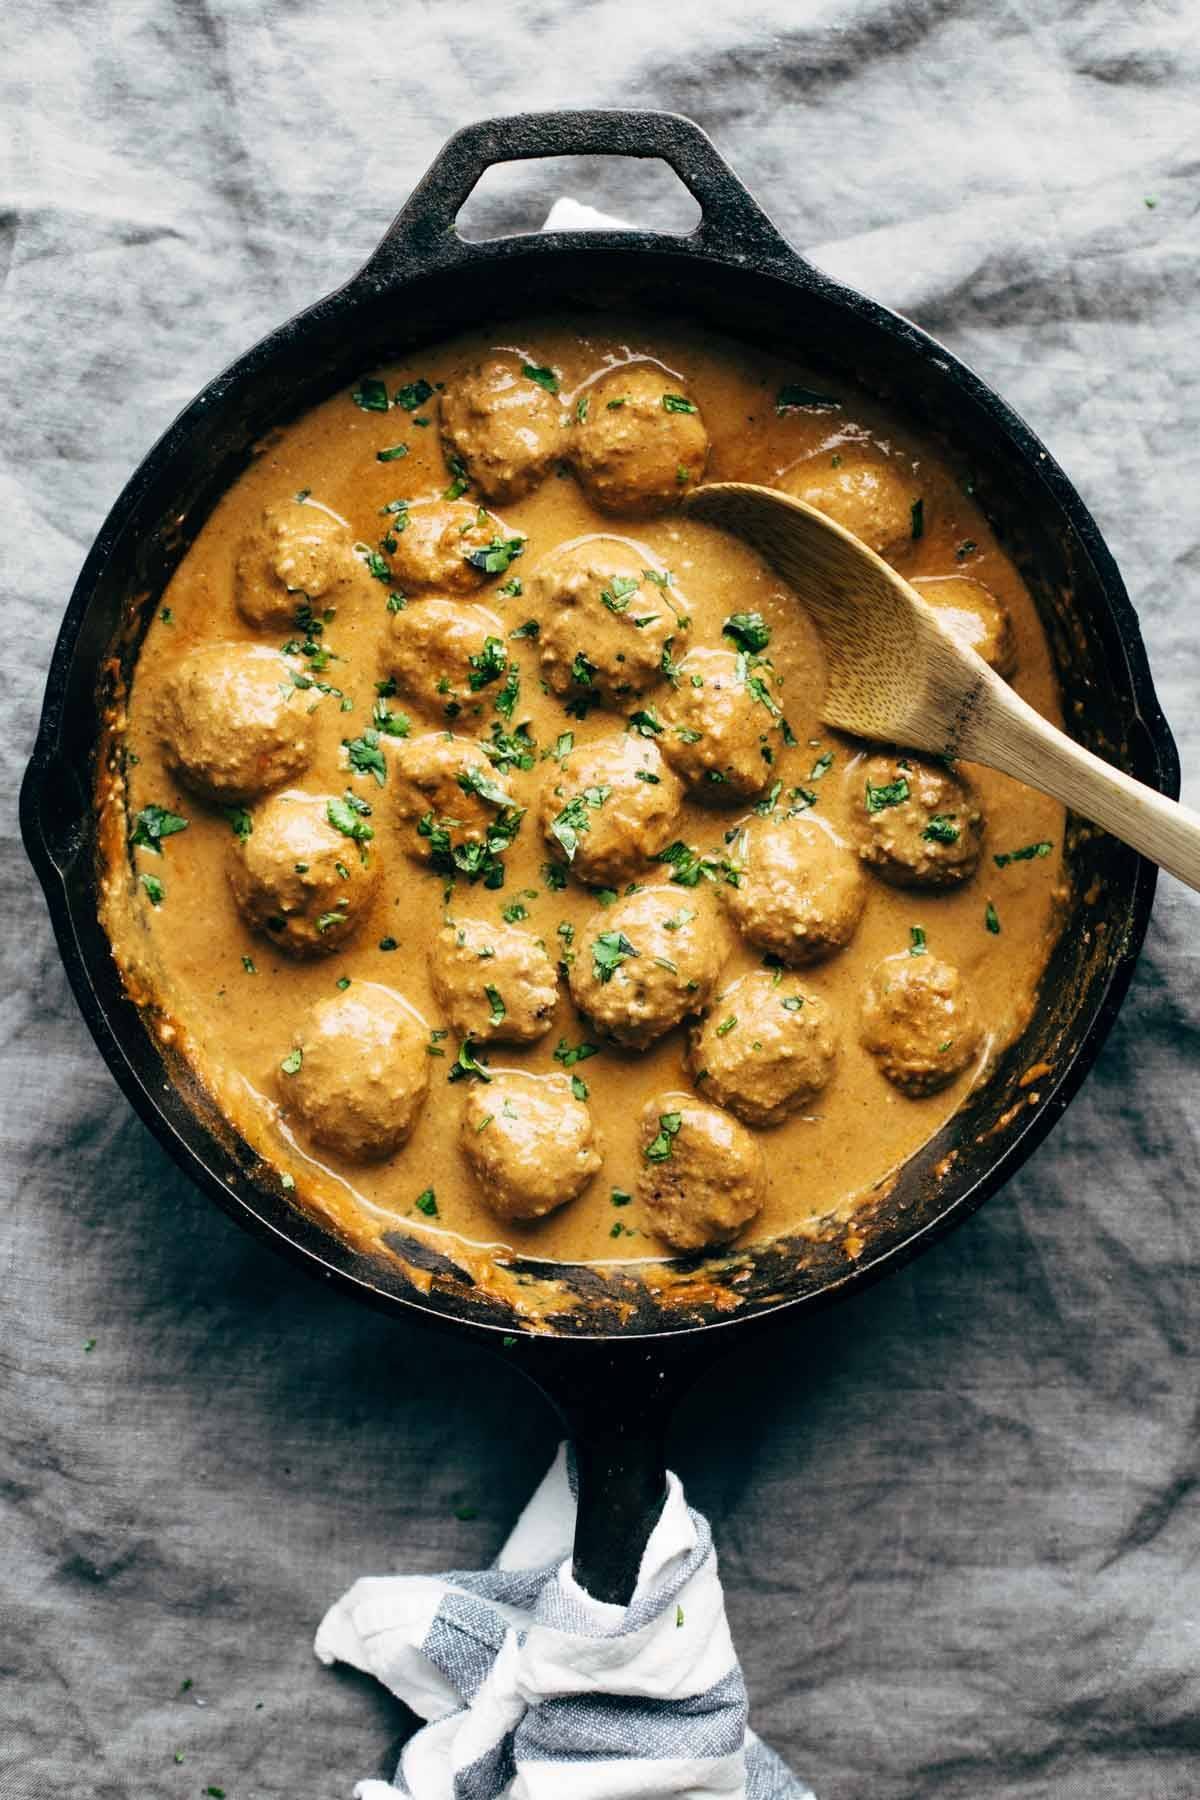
[103,317,1066,1266]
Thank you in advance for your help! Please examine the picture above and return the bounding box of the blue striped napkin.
[316,1443,812,1797]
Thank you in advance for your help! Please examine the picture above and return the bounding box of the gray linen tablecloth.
[3,3,1198,1795]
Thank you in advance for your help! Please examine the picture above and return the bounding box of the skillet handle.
[512,1336,717,1605]
[358,108,800,280]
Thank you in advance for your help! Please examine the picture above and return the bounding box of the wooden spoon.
[684,481,1200,893]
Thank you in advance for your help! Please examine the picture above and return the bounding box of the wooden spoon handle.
[964,680,1200,891]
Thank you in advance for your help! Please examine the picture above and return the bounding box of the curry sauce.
[101,317,1066,1266]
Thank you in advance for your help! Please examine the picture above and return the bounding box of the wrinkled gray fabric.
[2,2,1199,1797]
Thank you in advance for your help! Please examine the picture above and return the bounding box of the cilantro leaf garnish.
[993,840,1054,867]
[130,803,188,855]
[344,729,388,786]
[447,1040,492,1084]
[644,1110,682,1162]
[592,930,639,984]
[865,776,910,814]
[351,377,389,412]
[395,377,433,411]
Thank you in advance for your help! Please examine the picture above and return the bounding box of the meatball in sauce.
[109,315,1067,1272]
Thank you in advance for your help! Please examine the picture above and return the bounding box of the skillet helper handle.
[359,107,799,279]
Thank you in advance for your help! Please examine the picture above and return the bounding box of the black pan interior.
[24,236,1174,1341]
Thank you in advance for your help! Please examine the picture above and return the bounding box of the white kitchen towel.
[315,1443,812,1799]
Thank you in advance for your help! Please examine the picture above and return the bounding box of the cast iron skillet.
[21,110,1178,1603]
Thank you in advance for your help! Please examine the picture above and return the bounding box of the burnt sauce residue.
[99,317,1067,1277]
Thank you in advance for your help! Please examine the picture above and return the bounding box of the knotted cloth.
[316,1445,812,1798]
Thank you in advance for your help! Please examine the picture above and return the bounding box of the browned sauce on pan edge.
[102,317,1066,1267]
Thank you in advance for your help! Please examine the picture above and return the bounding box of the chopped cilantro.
[570,1073,589,1102]
[139,872,164,906]
[922,814,961,844]
[352,377,389,412]
[910,497,925,541]
[662,392,698,413]
[644,1111,682,1162]
[344,729,388,786]
[994,841,1053,867]
[377,443,409,462]
[627,708,663,737]
[467,636,508,691]
[447,1040,492,1084]
[985,900,1001,934]
[415,1188,438,1215]
[809,750,834,780]
[484,720,537,773]
[781,995,805,1012]
[465,535,526,576]
[600,574,641,613]
[553,1037,599,1068]
[723,611,771,654]
[280,1048,303,1075]
[372,698,411,738]
[509,619,540,640]
[485,984,506,1027]
[865,776,910,814]
[909,926,928,955]
[327,792,375,846]
[130,803,188,855]
[494,664,520,720]
[395,377,433,411]
[522,362,559,393]
[592,930,639,984]
[550,785,610,860]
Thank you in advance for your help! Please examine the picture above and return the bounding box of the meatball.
[778,451,922,564]
[912,575,1017,679]
[460,1070,602,1221]
[853,753,983,889]
[439,353,566,503]
[389,732,523,870]
[860,953,983,1096]
[159,642,314,803]
[688,972,837,1127]
[429,916,558,1044]
[658,648,773,801]
[568,884,729,1048]
[235,499,368,629]
[280,984,429,1160]
[725,814,867,965]
[539,733,683,886]
[573,363,709,515]
[229,788,380,956]
[389,498,515,596]
[533,536,687,706]
[635,1095,766,1251]
[383,597,506,720]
